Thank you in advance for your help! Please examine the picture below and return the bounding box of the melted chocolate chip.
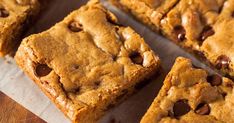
[68,21,82,32]
[199,26,215,42]
[112,55,117,61]
[0,8,9,18]
[195,103,210,115]
[172,100,191,118]
[215,55,230,70]
[173,25,186,42]
[232,11,234,17]
[129,52,143,65]
[207,74,222,86]
[35,64,52,77]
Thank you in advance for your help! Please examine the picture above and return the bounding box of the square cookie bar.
[113,0,234,79]
[141,57,234,123]
[0,0,40,56]
[15,0,161,122]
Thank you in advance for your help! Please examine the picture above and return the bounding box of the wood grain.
[0,91,46,123]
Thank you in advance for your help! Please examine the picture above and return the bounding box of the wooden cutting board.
[0,91,45,123]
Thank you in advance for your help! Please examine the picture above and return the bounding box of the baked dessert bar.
[15,0,161,122]
[112,0,234,79]
[141,57,234,123]
[200,0,234,78]
[110,0,180,32]
[0,0,40,56]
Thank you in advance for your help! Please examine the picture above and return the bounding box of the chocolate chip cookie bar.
[141,57,234,123]
[200,0,234,78]
[15,0,161,122]
[0,0,40,56]
[112,0,234,79]
[110,0,180,32]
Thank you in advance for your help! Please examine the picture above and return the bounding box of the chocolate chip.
[173,25,186,42]
[207,74,222,86]
[199,26,215,41]
[68,21,82,32]
[195,103,210,115]
[94,81,101,89]
[129,52,143,65]
[35,64,52,77]
[172,100,191,118]
[0,8,9,18]
[222,92,227,98]
[232,11,234,17]
[112,55,117,61]
[215,55,230,70]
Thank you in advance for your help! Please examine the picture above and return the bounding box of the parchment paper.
[0,0,215,123]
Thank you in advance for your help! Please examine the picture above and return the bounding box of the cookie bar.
[155,0,234,78]
[201,0,234,78]
[141,57,234,123]
[112,0,234,79]
[110,0,180,32]
[15,0,161,122]
[0,0,40,56]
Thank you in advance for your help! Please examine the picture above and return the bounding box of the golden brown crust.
[15,1,161,122]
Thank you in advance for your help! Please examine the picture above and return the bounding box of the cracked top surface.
[160,0,224,48]
[117,0,234,78]
[159,0,234,77]
[0,0,39,55]
[15,0,160,121]
[201,0,234,76]
[141,57,234,123]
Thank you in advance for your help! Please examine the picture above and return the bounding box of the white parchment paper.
[0,1,215,123]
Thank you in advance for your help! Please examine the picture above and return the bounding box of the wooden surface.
[0,91,45,123]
